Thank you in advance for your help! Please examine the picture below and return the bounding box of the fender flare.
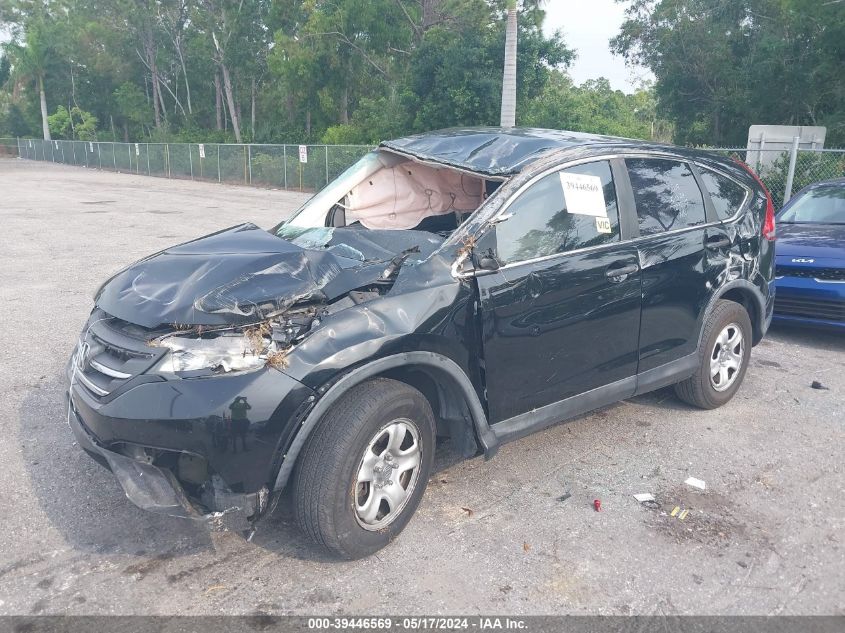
[697,279,767,348]
[272,351,495,491]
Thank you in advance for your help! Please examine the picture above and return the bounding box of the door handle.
[705,235,732,250]
[605,263,639,279]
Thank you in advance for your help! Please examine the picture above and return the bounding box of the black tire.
[674,299,753,409]
[292,378,435,559]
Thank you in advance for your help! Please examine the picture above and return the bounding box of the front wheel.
[292,378,435,559]
[674,300,753,409]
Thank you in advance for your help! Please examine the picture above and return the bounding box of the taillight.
[734,159,776,241]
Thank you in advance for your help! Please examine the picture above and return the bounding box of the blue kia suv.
[774,178,845,329]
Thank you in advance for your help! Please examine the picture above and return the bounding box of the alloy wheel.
[710,323,744,392]
[354,419,422,531]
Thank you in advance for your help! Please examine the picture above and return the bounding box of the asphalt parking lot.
[0,157,843,616]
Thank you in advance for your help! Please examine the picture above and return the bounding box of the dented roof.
[380,127,628,177]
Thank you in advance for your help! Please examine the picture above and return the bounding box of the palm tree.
[500,0,518,127]
[5,23,53,140]
[500,0,546,128]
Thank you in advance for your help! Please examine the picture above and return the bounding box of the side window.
[699,168,748,220]
[626,158,706,236]
[496,161,621,265]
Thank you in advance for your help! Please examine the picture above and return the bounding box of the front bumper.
[66,356,315,528]
[773,276,845,329]
[67,391,269,531]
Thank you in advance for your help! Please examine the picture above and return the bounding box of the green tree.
[612,0,845,145]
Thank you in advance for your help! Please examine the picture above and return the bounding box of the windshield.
[779,186,845,224]
[277,151,404,231]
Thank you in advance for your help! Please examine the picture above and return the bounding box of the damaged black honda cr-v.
[67,128,776,558]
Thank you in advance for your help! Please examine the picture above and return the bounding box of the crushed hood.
[95,224,444,328]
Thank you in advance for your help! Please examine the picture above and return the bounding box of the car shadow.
[18,375,214,559]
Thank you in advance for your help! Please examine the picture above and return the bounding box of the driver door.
[476,159,642,428]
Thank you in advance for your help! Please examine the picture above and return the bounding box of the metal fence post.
[166,144,171,178]
[217,145,221,182]
[783,136,801,205]
[283,145,288,189]
[189,145,194,180]
[325,145,329,185]
[247,145,252,184]
[113,143,117,170]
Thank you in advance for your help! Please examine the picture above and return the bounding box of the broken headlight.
[152,334,267,375]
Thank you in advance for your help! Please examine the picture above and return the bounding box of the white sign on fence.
[299,145,308,164]
[135,143,140,156]
[198,143,206,159]
[89,142,94,152]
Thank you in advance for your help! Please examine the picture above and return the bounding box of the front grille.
[73,312,164,398]
[774,296,845,322]
[776,266,845,282]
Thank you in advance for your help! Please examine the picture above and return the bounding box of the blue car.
[774,178,845,329]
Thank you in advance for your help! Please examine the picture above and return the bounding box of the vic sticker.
[595,217,612,234]
[559,173,607,217]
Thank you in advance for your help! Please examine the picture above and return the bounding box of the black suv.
[67,128,776,558]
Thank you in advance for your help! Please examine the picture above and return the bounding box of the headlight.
[153,334,267,375]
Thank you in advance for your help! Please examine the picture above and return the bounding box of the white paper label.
[134,143,140,156]
[560,172,607,217]
[89,142,94,152]
[198,143,205,159]
[595,217,612,234]
[298,145,308,164]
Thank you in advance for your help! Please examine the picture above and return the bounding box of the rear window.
[627,158,706,236]
[700,169,747,220]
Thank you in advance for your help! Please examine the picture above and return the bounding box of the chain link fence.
[0,137,18,156]
[705,147,845,209]
[8,137,845,207]
[12,138,372,193]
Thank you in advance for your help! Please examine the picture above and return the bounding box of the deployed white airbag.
[347,160,483,230]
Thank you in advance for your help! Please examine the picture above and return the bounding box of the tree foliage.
[8,0,834,148]
[612,0,845,146]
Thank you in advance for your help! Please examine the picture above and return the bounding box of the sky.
[542,0,654,93]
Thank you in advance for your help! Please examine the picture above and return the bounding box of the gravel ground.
[0,157,843,616]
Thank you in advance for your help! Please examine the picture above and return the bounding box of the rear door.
[625,157,720,371]
[477,159,642,424]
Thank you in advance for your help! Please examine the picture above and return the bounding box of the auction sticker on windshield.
[560,172,607,217]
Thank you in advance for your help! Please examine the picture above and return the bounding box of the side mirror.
[478,254,500,272]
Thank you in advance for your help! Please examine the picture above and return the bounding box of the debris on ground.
[523,542,531,552]
[670,506,690,521]
[685,477,706,490]
[460,506,474,518]
[593,499,602,512]
[633,493,655,503]
[557,492,572,503]
[811,380,829,391]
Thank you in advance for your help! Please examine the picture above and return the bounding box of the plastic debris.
[685,477,706,490]
[593,499,602,512]
[557,492,572,502]
[811,381,829,391]
[633,493,655,503]
[670,506,689,521]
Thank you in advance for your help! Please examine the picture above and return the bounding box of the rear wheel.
[675,300,752,409]
[293,378,435,559]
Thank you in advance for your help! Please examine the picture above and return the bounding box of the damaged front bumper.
[66,393,269,532]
